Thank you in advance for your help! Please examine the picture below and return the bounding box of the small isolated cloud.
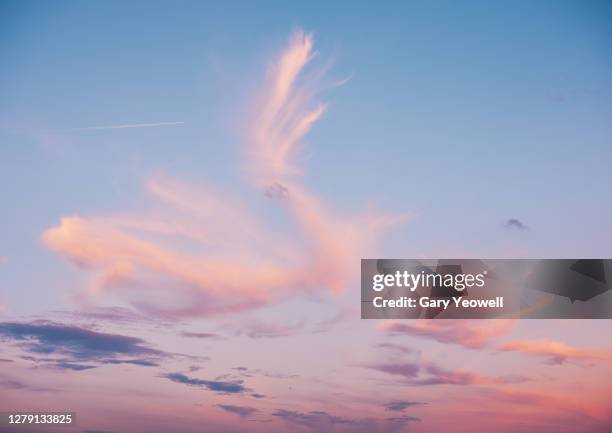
[0,321,165,369]
[498,340,612,365]
[264,182,289,201]
[216,404,257,418]
[383,401,427,412]
[504,218,528,230]
[379,320,514,349]
[180,331,222,340]
[162,372,247,394]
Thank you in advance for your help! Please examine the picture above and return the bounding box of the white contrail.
[68,121,185,131]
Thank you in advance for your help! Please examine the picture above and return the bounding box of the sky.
[1,1,611,433]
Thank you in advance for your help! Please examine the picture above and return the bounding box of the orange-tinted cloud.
[498,339,612,365]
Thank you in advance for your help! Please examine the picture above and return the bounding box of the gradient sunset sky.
[1,1,611,433]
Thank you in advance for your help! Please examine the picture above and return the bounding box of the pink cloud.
[379,319,515,349]
[42,30,408,318]
[498,339,612,365]
[248,30,323,185]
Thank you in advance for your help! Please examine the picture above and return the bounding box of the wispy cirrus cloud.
[379,319,515,349]
[498,340,612,365]
[41,29,408,318]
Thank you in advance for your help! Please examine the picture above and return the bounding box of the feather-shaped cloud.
[42,30,408,318]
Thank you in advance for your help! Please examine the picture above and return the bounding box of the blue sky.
[1,3,612,433]
[1,0,611,312]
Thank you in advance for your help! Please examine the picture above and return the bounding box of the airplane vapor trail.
[68,121,185,131]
